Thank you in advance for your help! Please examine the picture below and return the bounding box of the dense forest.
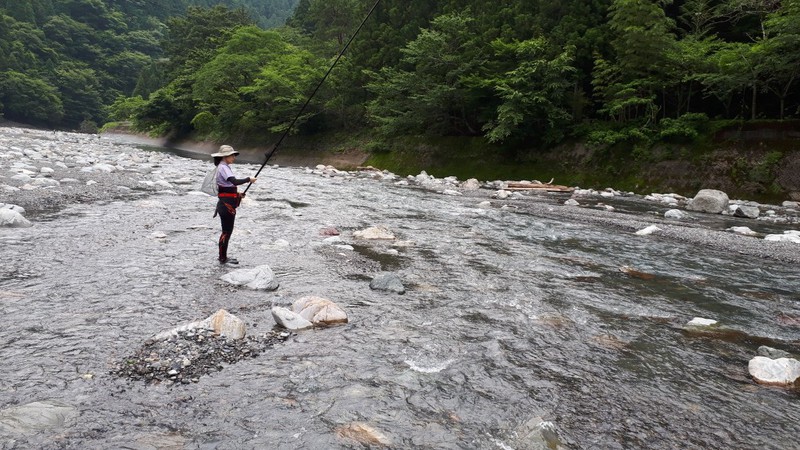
[2,0,800,153]
[0,0,298,129]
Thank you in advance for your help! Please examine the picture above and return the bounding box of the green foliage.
[480,38,576,145]
[657,113,710,143]
[365,12,487,137]
[750,150,784,184]
[106,95,146,121]
[0,70,64,125]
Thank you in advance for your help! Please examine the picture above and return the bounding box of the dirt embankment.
[101,131,370,169]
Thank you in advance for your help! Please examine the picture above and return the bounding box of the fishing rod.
[243,0,382,195]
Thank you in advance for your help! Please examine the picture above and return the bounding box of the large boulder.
[292,296,348,326]
[686,189,729,214]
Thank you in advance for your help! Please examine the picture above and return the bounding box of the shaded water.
[1,144,799,449]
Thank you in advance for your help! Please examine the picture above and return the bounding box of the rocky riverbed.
[2,126,799,449]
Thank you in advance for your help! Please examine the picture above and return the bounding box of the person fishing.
[212,145,256,265]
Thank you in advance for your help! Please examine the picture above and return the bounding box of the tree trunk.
[751,81,757,121]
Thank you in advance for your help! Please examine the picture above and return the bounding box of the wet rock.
[461,178,481,190]
[757,346,792,359]
[635,225,660,235]
[685,317,719,329]
[369,272,405,294]
[271,307,313,330]
[221,265,279,290]
[335,422,391,447]
[0,203,25,215]
[292,296,348,326]
[764,231,800,243]
[509,416,564,450]
[0,208,32,228]
[619,266,656,280]
[320,227,340,236]
[0,401,78,435]
[112,327,288,384]
[154,309,246,341]
[686,189,729,214]
[494,190,511,199]
[664,209,688,220]
[748,356,800,386]
[733,205,760,219]
[354,226,395,240]
[727,226,758,236]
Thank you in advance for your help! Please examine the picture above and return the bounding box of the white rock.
[727,226,758,236]
[354,226,395,240]
[477,201,492,209]
[764,232,800,243]
[664,209,687,220]
[442,189,462,196]
[494,190,511,199]
[154,309,246,340]
[292,296,348,325]
[461,178,481,190]
[686,317,718,327]
[748,356,800,386]
[564,199,579,206]
[635,225,661,235]
[271,307,313,330]
[686,189,729,214]
[93,163,116,173]
[221,265,280,290]
[0,209,33,228]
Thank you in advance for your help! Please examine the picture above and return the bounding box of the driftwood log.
[505,180,573,193]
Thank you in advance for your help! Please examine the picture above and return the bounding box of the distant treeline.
[2,0,800,150]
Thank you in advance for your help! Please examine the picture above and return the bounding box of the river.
[1,128,798,449]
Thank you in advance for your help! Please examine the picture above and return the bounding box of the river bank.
[100,120,800,205]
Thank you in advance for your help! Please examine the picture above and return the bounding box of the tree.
[365,12,486,137]
[761,0,800,119]
[0,70,64,125]
[479,38,576,145]
[192,26,322,135]
[594,0,677,123]
[162,5,255,76]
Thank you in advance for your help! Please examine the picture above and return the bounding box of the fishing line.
[243,0,382,195]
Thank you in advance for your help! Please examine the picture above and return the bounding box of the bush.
[657,113,709,143]
[79,119,99,134]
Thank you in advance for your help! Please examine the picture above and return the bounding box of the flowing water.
[1,138,799,449]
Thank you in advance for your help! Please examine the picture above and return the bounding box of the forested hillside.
[2,0,800,156]
[0,0,298,129]
[116,0,800,151]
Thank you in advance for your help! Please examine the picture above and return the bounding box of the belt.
[218,192,239,198]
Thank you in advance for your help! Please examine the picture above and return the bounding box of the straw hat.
[211,145,239,158]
